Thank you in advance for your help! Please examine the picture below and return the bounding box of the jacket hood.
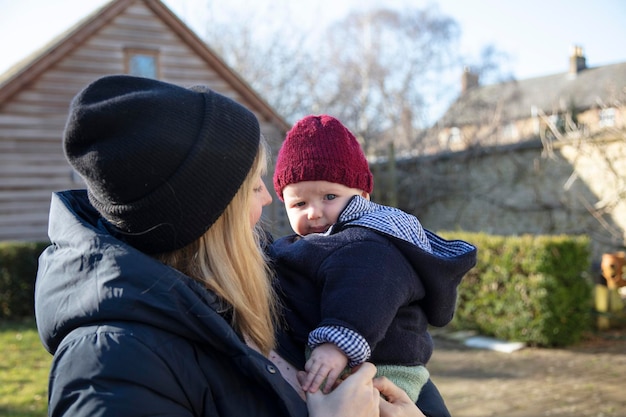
[336,196,431,250]
[35,190,243,356]
[337,196,476,260]
[335,196,477,325]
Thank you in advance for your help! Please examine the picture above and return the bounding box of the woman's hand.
[304,362,380,417]
[375,376,426,417]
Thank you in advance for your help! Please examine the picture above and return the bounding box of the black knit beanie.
[63,75,260,254]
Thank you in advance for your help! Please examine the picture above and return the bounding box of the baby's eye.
[294,201,306,208]
[325,194,337,201]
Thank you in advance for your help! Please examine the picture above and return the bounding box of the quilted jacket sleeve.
[48,326,198,417]
[315,238,423,351]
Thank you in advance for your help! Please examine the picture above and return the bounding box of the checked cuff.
[308,325,371,367]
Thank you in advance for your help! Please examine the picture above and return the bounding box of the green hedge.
[1,234,595,347]
[0,241,49,319]
[442,232,593,347]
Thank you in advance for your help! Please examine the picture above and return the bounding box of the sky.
[0,0,625,81]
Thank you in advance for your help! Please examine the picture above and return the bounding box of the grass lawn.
[0,319,50,417]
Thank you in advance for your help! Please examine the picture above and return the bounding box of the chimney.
[461,66,479,94]
[569,45,586,76]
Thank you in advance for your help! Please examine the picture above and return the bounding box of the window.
[548,114,565,134]
[125,48,159,79]
[502,123,518,140]
[438,127,463,150]
[447,127,464,150]
[599,108,616,128]
[449,127,461,144]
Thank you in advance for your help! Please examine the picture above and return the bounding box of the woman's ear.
[360,191,370,201]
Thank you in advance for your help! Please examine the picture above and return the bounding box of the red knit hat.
[273,115,373,200]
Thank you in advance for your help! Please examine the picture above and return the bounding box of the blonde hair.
[157,139,278,355]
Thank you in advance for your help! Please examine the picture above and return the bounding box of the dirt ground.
[428,327,626,417]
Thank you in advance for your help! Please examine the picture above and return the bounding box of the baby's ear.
[360,191,370,200]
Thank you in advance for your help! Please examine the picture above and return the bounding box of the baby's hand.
[302,343,349,394]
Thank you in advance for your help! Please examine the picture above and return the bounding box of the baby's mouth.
[308,226,329,234]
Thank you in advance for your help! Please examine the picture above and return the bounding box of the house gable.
[0,0,289,242]
[0,0,288,130]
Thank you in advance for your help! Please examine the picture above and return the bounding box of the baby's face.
[282,180,368,236]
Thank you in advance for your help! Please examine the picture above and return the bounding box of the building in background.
[432,46,625,152]
[384,47,626,260]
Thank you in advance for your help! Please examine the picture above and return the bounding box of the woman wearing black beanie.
[34,75,427,417]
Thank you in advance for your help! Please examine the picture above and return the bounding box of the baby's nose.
[307,205,322,220]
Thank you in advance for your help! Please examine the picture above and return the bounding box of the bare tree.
[200,4,467,155]
[203,17,316,122]
[311,6,461,156]
[538,94,626,250]
[466,45,515,86]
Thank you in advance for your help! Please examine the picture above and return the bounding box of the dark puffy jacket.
[35,190,307,417]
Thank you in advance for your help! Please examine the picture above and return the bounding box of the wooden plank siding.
[0,0,289,243]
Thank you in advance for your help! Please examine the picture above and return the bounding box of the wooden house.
[0,0,290,243]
